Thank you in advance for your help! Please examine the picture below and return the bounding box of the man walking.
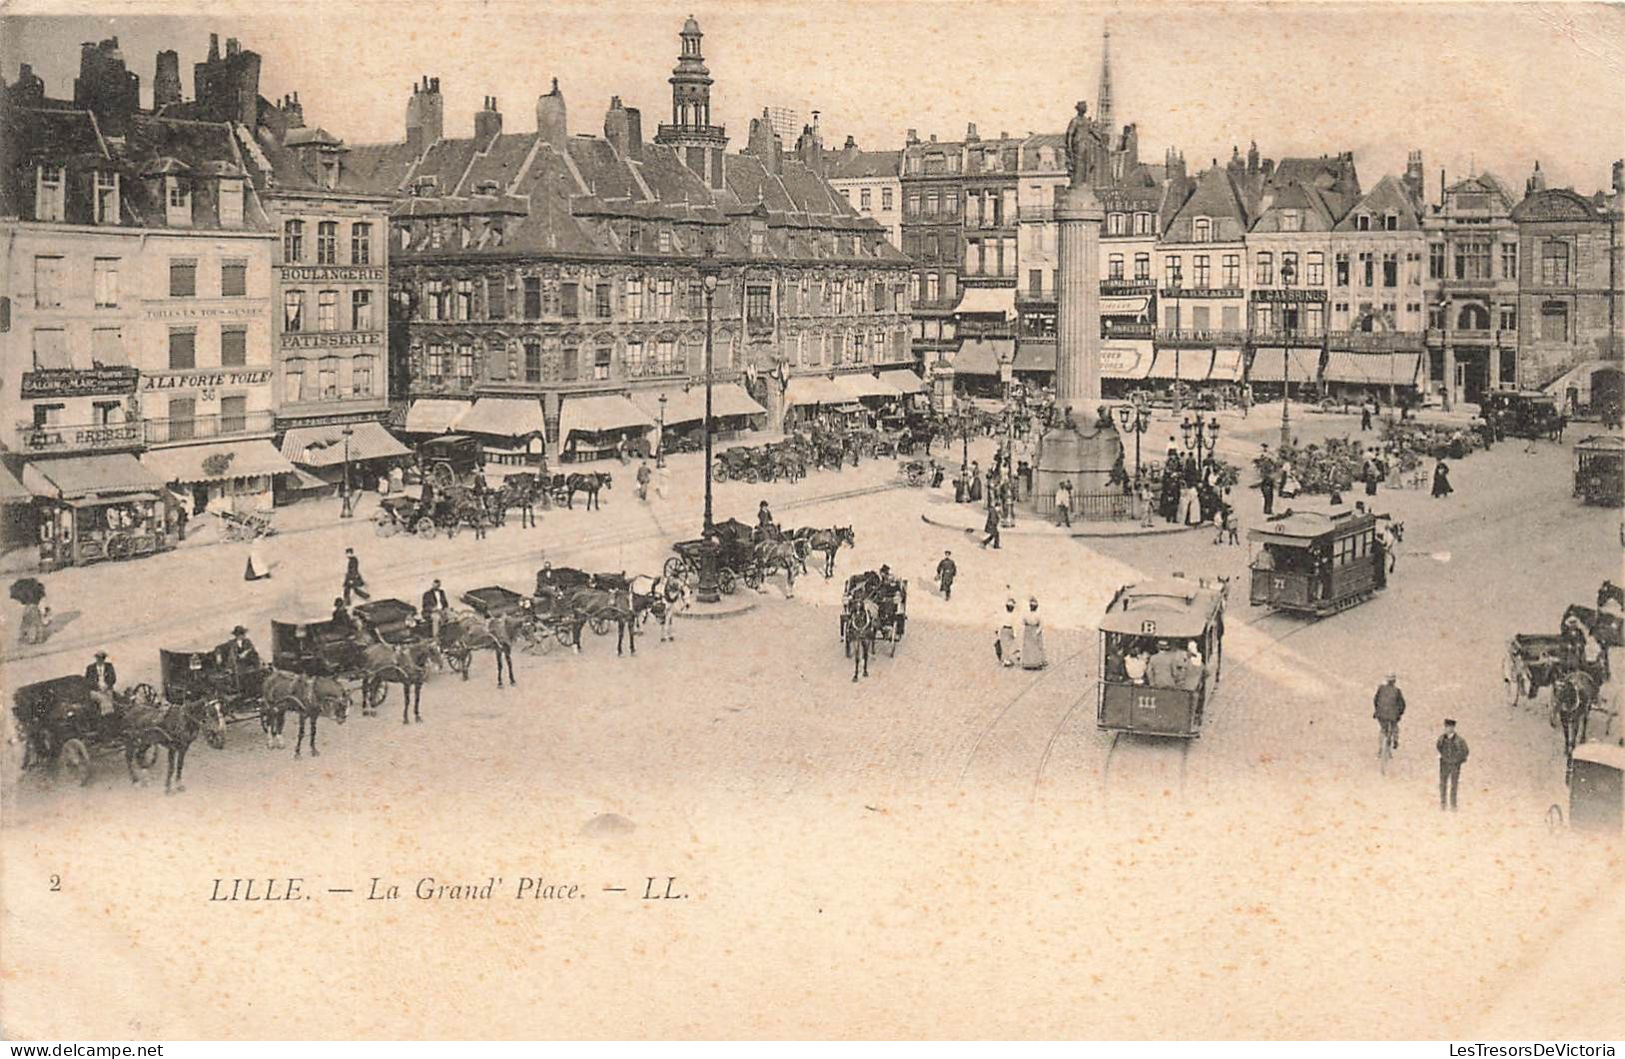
[1436,719,1469,811]
[636,460,652,502]
[422,578,450,641]
[1360,400,1373,432]
[1259,444,1276,516]
[343,547,370,602]
[1373,672,1406,753]
[980,503,1002,550]
[936,550,958,601]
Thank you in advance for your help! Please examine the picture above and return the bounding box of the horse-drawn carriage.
[1505,594,1621,775]
[373,485,497,539]
[1247,509,1392,617]
[667,519,762,595]
[712,442,807,484]
[1096,578,1226,740]
[1573,435,1623,508]
[417,434,484,490]
[840,570,908,667]
[160,644,261,725]
[462,585,578,654]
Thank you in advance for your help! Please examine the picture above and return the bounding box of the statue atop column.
[1063,100,1109,188]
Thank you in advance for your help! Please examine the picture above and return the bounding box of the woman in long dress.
[17,601,50,644]
[1021,598,1047,670]
[996,597,1018,667]
[244,540,272,581]
[1431,460,1453,499]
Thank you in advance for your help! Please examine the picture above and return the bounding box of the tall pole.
[340,426,354,518]
[703,279,715,533]
[1280,325,1293,449]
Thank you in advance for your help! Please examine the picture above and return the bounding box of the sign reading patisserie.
[281,331,384,350]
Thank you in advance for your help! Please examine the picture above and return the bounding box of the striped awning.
[280,421,411,467]
[1249,348,1322,383]
[0,463,31,503]
[785,375,853,408]
[142,440,296,484]
[403,399,471,434]
[455,398,548,439]
[840,374,902,399]
[1323,352,1421,386]
[879,369,926,393]
[1101,342,1154,380]
[557,394,654,445]
[1148,348,1214,381]
[1209,348,1245,382]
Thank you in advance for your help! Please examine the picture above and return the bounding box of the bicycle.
[1377,718,1399,775]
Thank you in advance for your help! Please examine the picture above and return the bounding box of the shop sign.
[21,422,143,453]
[21,367,140,399]
[279,266,385,283]
[141,369,273,392]
[281,331,383,350]
[1251,288,1328,303]
[144,301,268,321]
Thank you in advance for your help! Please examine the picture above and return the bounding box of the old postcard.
[1,0,1622,1042]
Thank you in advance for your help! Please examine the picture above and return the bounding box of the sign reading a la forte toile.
[141,369,273,392]
[279,266,386,283]
[21,367,140,399]
[282,331,384,350]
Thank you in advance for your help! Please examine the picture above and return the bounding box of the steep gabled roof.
[827,148,900,180]
[1170,166,1249,232]
[1334,175,1423,232]
[1251,180,1338,233]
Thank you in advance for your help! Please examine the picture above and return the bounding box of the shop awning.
[709,383,766,418]
[1323,351,1421,386]
[631,388,700,425]
[1101,343,1154,380]
[1209,348,1245,382]
[785,375,853,408]
[879,369,926,393]
[1014,340,1056,373]
[142,440,296,484]
[840,374,902,399]
[1100,295,1151,318]
[955,286,1016,317]
[557,393,654,445]
[403,399,472,434]
[454,398,548,439]
[280,421,411,467]
[23,453,167,498]
[1148,348,1214,381]
[1248,348,1322,383]
[953,338,1010,376]
[0,464,31,503]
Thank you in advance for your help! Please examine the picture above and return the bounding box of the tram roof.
[1099,579,1225,638]
[1248,508,1381,547]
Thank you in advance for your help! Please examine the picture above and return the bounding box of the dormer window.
[1356,212,1371,231]
[411,176,438,197]
[93,171,120,225]
[658,229,673,253]
[475,180,500,196]
[321,158,339,190]
[166,177,192,226]
[1193,217,1211,242]
[218,178,243,228]
[1279,209,1301,233]
[1383,211,1398,231]
[36,164,65,221]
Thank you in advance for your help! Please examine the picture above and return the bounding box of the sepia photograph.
[0,0,1622,1043]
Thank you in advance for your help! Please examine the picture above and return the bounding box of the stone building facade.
[1422,172,1521,408]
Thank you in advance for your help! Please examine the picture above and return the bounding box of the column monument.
[1029,101,1124,518]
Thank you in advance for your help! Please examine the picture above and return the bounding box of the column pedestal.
[1055,182,1104,413]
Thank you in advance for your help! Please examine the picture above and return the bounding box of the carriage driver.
[332,597,356,633]
[422,579,450,640]
[85,650,117,715]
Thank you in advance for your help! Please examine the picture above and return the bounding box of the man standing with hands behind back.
[1436,719,1469,811]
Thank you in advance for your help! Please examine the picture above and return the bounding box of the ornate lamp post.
[339,424,355,518]
[1114,396,1153,483]
[657,392,668,468]
[695,256,722,604]
[1180,412,1221,468]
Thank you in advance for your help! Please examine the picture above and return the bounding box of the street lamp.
[695,254,722,604]
[339,424,355,518]
[1180,413,1221,468]
[657,392,668,468]
[1280,323,1294,450]
[1114,396,1153,483]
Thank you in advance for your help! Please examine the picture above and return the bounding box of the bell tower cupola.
[654,15,730,189]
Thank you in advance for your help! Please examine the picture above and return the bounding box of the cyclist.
[1373,672,1406,755]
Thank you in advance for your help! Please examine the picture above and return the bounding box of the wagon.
[373,495,436,538]
[462,585,576,653]
[1097,577,1226,739]
[161,645,262,725]
[841,571,908,657]
[1506,604,1621,709]
[11,675,160,785]
[1556,742,1625,832]
[271,616,394,708]
[1247,509,1390,617]
[417,434,484,490]
[1574,435,1623,508]
[666,519,762,595]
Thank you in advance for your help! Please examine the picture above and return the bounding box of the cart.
[462,585,576,654]
[11,675,161,785]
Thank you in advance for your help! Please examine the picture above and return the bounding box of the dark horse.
[261,668,351,757]
[843,592,878,682]
[1598,580,1623,612]
[791,525,856,579]
[547,584,638,655]
[562,471,613,510]
[441,612,525,687]
[123,697,227,793]
[1552,670,1600,777]
[361,642,443,724]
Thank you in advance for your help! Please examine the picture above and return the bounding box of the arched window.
[1107,212,1126,235]
[1193,217,1211,243]
[1457,303,1490,331]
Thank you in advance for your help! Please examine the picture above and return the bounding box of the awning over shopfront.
[280,421,411,467]
[1323,351,1422,386]
[952,338,1011,376]
[839,374,902,400]
[1148,348,1214,381]
[403,399,472,434]
[557,393,655,445]
[1210,348,1245,383]
[955,287,1016,317]
[454,398,549,439]
[23,453,168,498]
[1014,340,1056,373]
[142,440,296,484]
[1248,347,1322,383]
[0,463,31,503]
[785,375,854,408]
[879,369,926,393]
[1101,342,1154,380]
[1100,295,1152,319]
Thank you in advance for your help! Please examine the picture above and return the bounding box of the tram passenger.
[1146,641,1183,688]
[1180,641,1205,691]
[1122,644,1148,686]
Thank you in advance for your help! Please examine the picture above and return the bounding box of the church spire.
[1096,25,1114,133]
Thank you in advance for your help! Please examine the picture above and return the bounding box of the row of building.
[821,29,1624,416]
[0,20,915,566]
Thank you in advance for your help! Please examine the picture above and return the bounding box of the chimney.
[225,37,240,58]
[747,110,783,175]
[1247,140,1259,174]
[906,128,918,145]
[1403,149,1424,206]
[1613,159,1623,196]
[1440,168,1446,203]
[929,133,937,143]
[1260,157,1274,181]
[536,77,567,149]
[475,95,503,148]
[405,74,444,156]
[154,49,181,108]
[604,95,643,160]
[208,33,220,62]
[844,135,857,150]
[1525,159,1546,196]
[73,37,140,135]
[966,122,979,141]
[795,123,823,175]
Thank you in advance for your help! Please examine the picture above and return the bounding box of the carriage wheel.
[105,534,132,560]
[664,556,687,582]
[447,648,472,677]
[589,616,613,637]
[717,568,737,596]
[366,678,390,710]
[59,738,91,786]
[1546,803,1566,830]
[137,743,159,770]
[1504,666,1525,708]
[744,565,764,590]
[554,624,577,647]
[374,511,398,537]
[414,518,437,539]
[712,461,729,483]
[430,463,454,490]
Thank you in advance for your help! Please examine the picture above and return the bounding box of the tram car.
[1573,435,1623,508]
[1097,577,1226,739]
[1247,509,1389,616]
[1564,742,1625,832]
[416,434,485,490]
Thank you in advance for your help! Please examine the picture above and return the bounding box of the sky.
[3,0,1623,201]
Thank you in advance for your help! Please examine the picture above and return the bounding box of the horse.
[563,471,612,510]
[547,585,638,655]
[647,575,690,642]
[440,612,524,687]
[1598,580,1624,613]
[1552,670,1599,773]
[123,696,226,794]
[792,525,856,579]
[843,592,878,682]
[260,668,351,757]
[750,539,803,597]
[360,641,443,724]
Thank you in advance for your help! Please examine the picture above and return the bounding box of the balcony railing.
[14,418,144,456]
[1103,321,1153,339]
[1250,329,1327,348]
[1154,328,1249,347]
[1016,289,1055,306]
[1326,331,1425,352]
[1424,327,1517,347]
[144,409,276,446]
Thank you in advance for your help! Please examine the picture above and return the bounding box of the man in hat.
[332,597,356,634]
[422,578,450,641]
[1373,672,1406,753]
[224,625,260,693]
[981,503,1002,550]
[936,550,958,601]
[1436,719,1469,811]
[343,547,369,603]
[85,651,117,715]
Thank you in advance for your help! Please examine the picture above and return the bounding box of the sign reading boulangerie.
[141,369,273,392]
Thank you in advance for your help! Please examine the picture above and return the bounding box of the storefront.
[1322,351,1422,401]
[556,394,655,462]
[950,339,1010,397]
[450,399,549,467]
[783,375,864,427]
[141,440,297,515]
[1,463,35,552]
[21,454,174,570]
[1100,342,1155,398]
[1248,348,1324,400]
[402,399,472,436]
[278,420,412,493]
[631,385,764,455]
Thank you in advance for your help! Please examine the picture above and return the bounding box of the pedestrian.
[1431,460,1453,499]
[936,550,957,601]
[1138,478,1156,528]
[1360,401,1372,432]
[1373,672,1406,753]
[421,578,450,642]
[1021,597,1047,670]
[1055,479,1073,528]
[953,471,966,504]
[968,461,983,503]
[343,547,370,602]
[1436,719,1469,810]
[1017,459,1033,501]
[244,539,272,581]
[930,461,945,489]
[1259,444,1276,516]
[636,460,652,502]
[980,503,1002,549]
[1363,452,1380,497]
[615,437,628,465]
[175,503,189,542]
[995,595,1018,667]
[17,596,51,645]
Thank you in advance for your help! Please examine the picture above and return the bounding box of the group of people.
[1372,673,1471,810]
[1107,637,1206,692]
[994,594,1046,670]
[1155,447,1230,529]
